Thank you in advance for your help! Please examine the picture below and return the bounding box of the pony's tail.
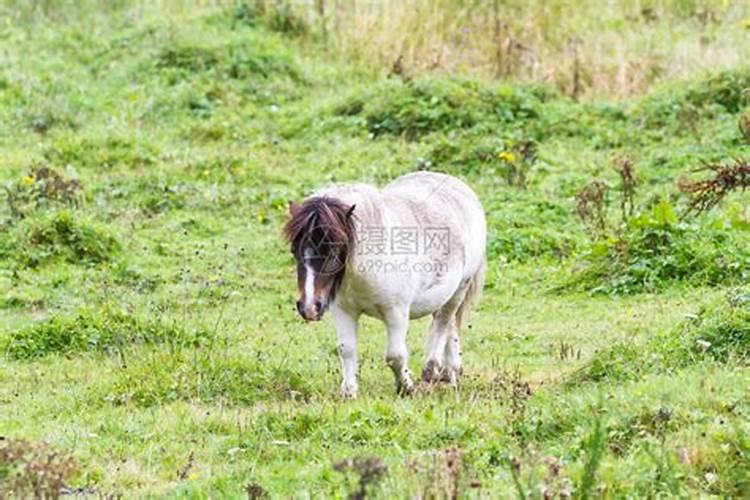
[455,256,486,330]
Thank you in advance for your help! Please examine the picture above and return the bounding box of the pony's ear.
[288,201,302,217]
[346,204,356,218]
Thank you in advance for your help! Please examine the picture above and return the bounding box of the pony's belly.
[408,280,459,319]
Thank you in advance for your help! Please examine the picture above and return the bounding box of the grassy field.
[1,1,749,497]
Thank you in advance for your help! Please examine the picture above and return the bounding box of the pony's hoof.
[340,382,358,400]
[396,379,415,397]
[440,366,462,384]
[421,359,442,383]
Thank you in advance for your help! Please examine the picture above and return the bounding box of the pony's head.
[284,196,356,321]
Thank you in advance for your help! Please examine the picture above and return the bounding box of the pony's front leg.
[332,306,359,399]
[384,307,415,396]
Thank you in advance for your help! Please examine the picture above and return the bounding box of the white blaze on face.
[303,247,316,308]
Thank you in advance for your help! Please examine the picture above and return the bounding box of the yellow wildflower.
[742,18,750,30]
[22,174,35,186]
[497,151,516,163]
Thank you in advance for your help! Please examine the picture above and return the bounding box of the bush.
[337,78,547,140]
[5,309,209,359]
[563,200,750,295]
[154,39,301,83]
[0,210,120,268]
[638,68,750,128]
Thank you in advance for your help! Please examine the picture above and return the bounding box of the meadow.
[1,1,749,497]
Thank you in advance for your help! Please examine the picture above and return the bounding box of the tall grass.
[275,0,749,99]
[4,0,748,98]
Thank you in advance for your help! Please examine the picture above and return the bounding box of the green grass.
[1,2,749,497]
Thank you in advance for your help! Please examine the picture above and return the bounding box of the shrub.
[337,78,546,140]
[0,210,120,268]
[638,68,750,128]
[684,69,750,113]
[154,39,301,83]
[563,200,750,295]
[231,1,308,36]
[5,309,209,359]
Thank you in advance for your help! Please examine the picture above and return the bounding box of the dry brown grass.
[279,0,750,99]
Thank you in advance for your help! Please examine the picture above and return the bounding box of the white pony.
[284,172,486,398]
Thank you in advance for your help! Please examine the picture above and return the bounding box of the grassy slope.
[1,3,749,498]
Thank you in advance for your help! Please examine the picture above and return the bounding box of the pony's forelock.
[283,196,357,261]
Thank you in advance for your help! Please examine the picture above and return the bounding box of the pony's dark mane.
[284,196,357,296]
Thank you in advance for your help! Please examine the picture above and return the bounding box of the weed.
[679,159,750,216]
[333,456,388,500]
[564,201,750,295]
[407,447,478,500]
[575,180,609,240]
[578,414,606,500]
[246,481,270,499]
[740,112,750,143]
[613,155,637,223]
[4,165,81,219]
[0,438,78,498]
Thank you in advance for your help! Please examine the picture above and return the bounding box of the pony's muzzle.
[297,299,324,322]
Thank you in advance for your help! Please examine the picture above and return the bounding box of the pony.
[284,172,486,398]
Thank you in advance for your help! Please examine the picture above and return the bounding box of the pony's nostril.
[314,300,323,312]
[296,300,304,315]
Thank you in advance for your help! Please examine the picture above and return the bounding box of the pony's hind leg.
[383,307,415,396]
[441,325,462,384]
[422,289,466,384]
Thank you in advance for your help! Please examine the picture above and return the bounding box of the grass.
[1,1,750,497]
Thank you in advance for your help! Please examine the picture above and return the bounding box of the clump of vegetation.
[107,349,313,407]
[683,69,750,114]
[5,308,209,360]
[639,69,750,128]
[407,447,480,500]
[572,287,750,383]
[4,165,82,219]
[569,153,749,294]
[575,180,610,239]
[154,38,302,84]
[0,438,78,498]
[421,134,540,187]
[338,78,546,140]
[333,456,388,500]
[0,210,120,268]
[739,112,750,143]
[231,1,308,36]
[565,203,749,294]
